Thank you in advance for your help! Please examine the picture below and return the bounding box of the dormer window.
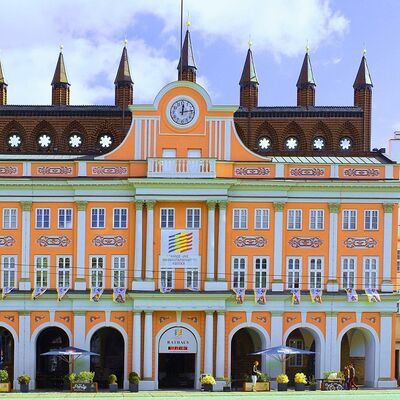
[340,137,352,151]
[285,136,299,150]
[38,133,52,149]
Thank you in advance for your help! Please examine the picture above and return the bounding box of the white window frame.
[341,256,357,289]
[1,255,17,288]
[364,210,379,230]
[232,208,248,229]
[34,255,50,288]
[254,256,269,289]
[342,209,357,230]
[287,209,302,230]
[309,257,323,289]
[185,267,200,290]
[363,256,378,289]
[160,208,175,229]
[113,208,128,229]
[91,208,106,229]
[58,208,73,229]
[254,208,270,230]
[309,209,324,230]
[36,208,50,229]
[160,268,174,289]
[186,208,201,229]
[90,256,105,288]
[56,256,72,288]
[286,257,302,289]
[3,208,17,229]
[232,256,247,288]
[288,339,304,366]
[112,255,128,288]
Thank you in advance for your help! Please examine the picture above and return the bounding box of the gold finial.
[248,35,252,49]
[59,44,64,53]
[305,40,310,53]
[124,38,128,47]
[186,20,191,28]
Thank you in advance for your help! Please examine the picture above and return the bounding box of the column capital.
[18,310,30,316]
[21,201,32,212]
[273,202,285,212]
[146,200,156,210]
[271,311,283,317]
[218,200,227,210]
[205,310,215,316]
[329,203,340,213]
[133,310,142,316]
[144,310,153,315]
[207,200,216,210]
[135,200,144,210]
[73,310,86,317]
[383,203,395,213]
[217,310,226,316]
[76,201,87,211]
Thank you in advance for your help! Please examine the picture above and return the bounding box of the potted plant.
[109,374,118,392]
[309,375,317,391]
[70,371,97,392]
[276,374,289,391]
[256,372,270,391]
[200,374,216,392]
[223,376,231,392]
[18,374,30,393]
[128,372,140,392]
[0,370,10,392]
[64,373,75,390]
[294,372,307,391]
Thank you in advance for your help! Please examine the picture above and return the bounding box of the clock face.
[169,99,196,126]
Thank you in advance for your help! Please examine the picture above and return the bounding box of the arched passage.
[36,327,69,389]
[0,327,14,388]
[90,327,124,388]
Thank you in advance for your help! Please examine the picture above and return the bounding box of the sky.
[0,0,398,149]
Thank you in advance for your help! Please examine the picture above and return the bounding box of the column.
[145,201,155,281]
[206,201,216,281]
[272,202,285,291]
[204,311,214,375]
[215,311,225,379]
[270,312,283,381]
[132,311,142,376]
[382,203,394,292]
[217,201,227,282]
[18,311,33,389]
[20,202,32,290]
[327,203,339,292]
[143,311,153,379]
[75,201,87,290]
[73,311,88,372]
[325,312,339,373]
[134,200,144,282]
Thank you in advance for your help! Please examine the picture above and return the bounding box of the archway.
[90,327,124,388]
[340,327,376,387]
[0,327,14,388]
[36,327,69,389]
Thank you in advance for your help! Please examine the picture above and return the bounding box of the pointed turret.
[177,25,197,82]
[0,59,7,105]
[296,50,316,106]
[51,46,70,106]
[353,52,373,151]
[114,41,133,108]
[239,45,259,110]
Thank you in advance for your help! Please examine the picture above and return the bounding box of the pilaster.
[272,202,285,291]
[75,201,87,290]
[327,203,339,292]
[20,201,32,290]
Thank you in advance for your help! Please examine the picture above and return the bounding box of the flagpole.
[180,0,183,80]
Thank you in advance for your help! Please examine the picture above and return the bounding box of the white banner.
[159,327,197,354]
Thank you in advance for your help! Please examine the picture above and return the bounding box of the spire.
[51,46,70,86]
[114,42,133,85]
[0,58,7,105]
[114,41,133,108]
[51,46,70,106]
[0,60,7,86]
[296,50,316,106]
[353,53,373,90]
[177,25,197,82]
[239,43,259,110]
[239,47,259,86]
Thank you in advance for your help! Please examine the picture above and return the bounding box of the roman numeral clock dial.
[168,98,198,127]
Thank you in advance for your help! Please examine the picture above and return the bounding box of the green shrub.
[17,374,30,385]
[64,373,76,384]
[128,372,140,384]
[257,373,270,382]
[0,370,8,383]
[109,374,117,384]
[75,371,95,383]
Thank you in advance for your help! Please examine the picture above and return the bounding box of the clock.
[168,98,197,127]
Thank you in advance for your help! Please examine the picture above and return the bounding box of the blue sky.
[0,0,398,148]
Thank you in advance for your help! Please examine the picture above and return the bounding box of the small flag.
[160,286,173,294]
[113,287,126,303]
[365,288,381,303]
[57,287,69,301]
[254,288,266,304]
[1,287,13,300]
[233,287,245,304]
[310,288,323,304]
[345,288,358,302]
[90,287,103,302]
[188,285,200,292]
[32,287,47,300]
[291,289,301,305]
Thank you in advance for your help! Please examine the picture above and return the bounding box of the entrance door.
[158,353,195,388]
[0,328,14,388]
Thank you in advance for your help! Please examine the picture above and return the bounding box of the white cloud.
[0,0,349,105]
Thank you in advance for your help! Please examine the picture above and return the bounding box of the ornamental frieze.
[343,237,377,248]
[343,168,380,177]
[0,236,16,247]
[91,166,128,175]
[234,236,267,248]
[289,167,325,177]
[234,167,271,177]
[92,235,126,247]
[0,166,18,175]
[37,166,73,175]
[289,236,323,248]
[37,235,71,247]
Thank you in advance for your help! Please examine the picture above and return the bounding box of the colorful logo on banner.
[1,287,13,300]
[291,289,301,305]
[113,288,126,303]
[233,287,245,304]
[91,287,103,302]
[254,288,266,304]
[168,232,193,253]
[310,288,323,303]
[345,288,358,302]
[57,287,69,301]
[365,288,381,303]
[32,287,47,300]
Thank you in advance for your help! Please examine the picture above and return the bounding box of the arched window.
[312,136,326,151]
[68,131,83,149]
[37,132,52,149]
[98,133,114,149]
[285,136,299,151]
[7,132,22,150]
[258,136,272,152]
[339,137,352,151]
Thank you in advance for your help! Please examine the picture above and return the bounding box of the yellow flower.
[201,375,216,385]
[276,374,289,384]
[294,373,307,384]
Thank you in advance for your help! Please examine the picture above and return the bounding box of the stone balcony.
[147,158,216,178]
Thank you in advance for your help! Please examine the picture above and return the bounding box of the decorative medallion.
[59,315,70,323]
[159,316,170,323]
[256,316,267,323]
[0,166,18,175]
[234,167,271,177]
[92,166,128,175]
[289,168,325,177]
[289,236,322,248]
[344,237,377,248]
[90,315,100,323]
[232,316,242,323]
[0,236,15,247]
[92,235,126,247]
[234,236,267,248]
[37,235,71,247]
[37,166,73,175]
[343,168,380,177]
[187,316,198,324]
[4,315,14,322]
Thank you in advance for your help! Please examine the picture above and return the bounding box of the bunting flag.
[345,288,358,302]
[365,288,381,303]
[1,287,13,300]
[310,288,323,304]
[57,287,69,301]
[160,286,173,294]
[254,288,267,304]
[233,287,245,304]
[187,285,200,292]
[291,289,301,305]
[90,287,104,302]
[113,287,126,303]
[32,287,47,300]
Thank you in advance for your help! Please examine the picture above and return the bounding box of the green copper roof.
[114,46,133,85]
[51,51,69,86]
[296,52,315,88]
[239,48,258,85]
[0,60,6,85]
[353,55,373,89]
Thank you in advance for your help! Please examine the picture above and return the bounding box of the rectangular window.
[364,210,379,230]
[160,269,174,289]
[90,256,105,288]
[287,209,302,230]
[113,208,128,229]
[342,209,357,230]
[342,257,356,289]
[36,208,50,229]
[91,208,105,228]
[58,208,73,229]
[186,268,199,290]
[254,257,269,289]
[254,209,269,230]
[309,257,323,289]
[309,209,324,230]
[1,256,17,288]
[397,250,400,273]
[160,208,175,228]
[288,339,304,367]
[57,256,72,288]
[232,256,247,288]
[34,256,50,288]
[363,257,378,289]
[233,209,248,229]
[287,257,301,289]
[112,255,127,288]
[3,208,17,229]
[186,208,201,229]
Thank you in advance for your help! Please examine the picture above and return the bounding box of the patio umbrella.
[41,346,99,374]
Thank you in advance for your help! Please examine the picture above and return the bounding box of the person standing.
[343,365,350,390]
[349,363,358,390]
[251,360,261,391]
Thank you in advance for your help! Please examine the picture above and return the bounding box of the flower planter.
[203,383,213,392]
[0,383,10,393]
[295,383,306,391]
[109,383,118,392]
[129,382,139,392]
[309,383,317,391]
[277,383,288,391]
[243,382,270,392]
[70,382,98,392]
[223,386,231,392]
[20,383,29,393]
